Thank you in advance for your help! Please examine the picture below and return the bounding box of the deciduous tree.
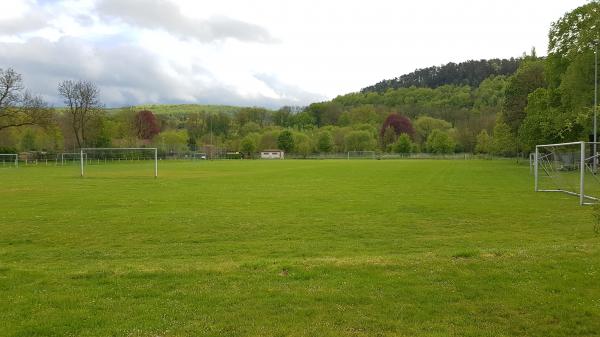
[0,68,52,131]
[58,79,103,148]
[277,130,294,152]
[134,110,160,140]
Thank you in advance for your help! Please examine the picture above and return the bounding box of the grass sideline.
[0,160,599,336]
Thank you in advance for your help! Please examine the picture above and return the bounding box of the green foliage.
[393,133,413,154]
[502,59,546,133]
[381,126,397,151]
[240,121,261,136]
[558,51,594,111]
[344,130,375,151]
[339,105,380,126]
[20,129,36,151]
[548,1,600,60]
[114,104,241,115]
[153,129,188,153]
[305,102,343,126]
[362,58,520,93]
[475,130,492,154]
[426,129,455,154]
[277,130,295,153]
[241,133,259,157]
[491,120,516,156]
[474,75,508,112]
[317,131,333,153]
[259,130,280,151]
[236,107,271,127]
[414,116,452,144]
[290,111,315,130]
[293,132,312,158]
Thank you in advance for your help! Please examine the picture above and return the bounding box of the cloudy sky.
[0,0,587,108]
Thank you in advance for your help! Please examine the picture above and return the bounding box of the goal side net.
[535,141,600,205]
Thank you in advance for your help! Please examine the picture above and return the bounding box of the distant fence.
[285,152,480,160]
[0,151,528,167]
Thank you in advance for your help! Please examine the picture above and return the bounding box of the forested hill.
[361,58,521,93]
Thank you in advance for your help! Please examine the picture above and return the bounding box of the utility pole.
[595,41,598,172]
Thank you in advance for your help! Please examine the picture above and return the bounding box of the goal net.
[535,141,600,205]
[57,152,87,166]
[80,148,158,178]
[347,151,376,160]
[0,154,18,168]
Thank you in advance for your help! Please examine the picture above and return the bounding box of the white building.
[260,149,285,159]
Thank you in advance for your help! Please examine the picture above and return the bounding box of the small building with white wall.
[260,149,285,159]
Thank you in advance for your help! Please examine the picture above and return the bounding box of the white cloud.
[0,0,590,108]
[95,0,277,43]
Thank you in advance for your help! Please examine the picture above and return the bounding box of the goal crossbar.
[80,147,158,178]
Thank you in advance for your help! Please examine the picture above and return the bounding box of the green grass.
[0,159,599,336]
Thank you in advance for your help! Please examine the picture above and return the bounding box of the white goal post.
[0,154,18,167]
[347,151,376,160]
[534,141,600,205]
[80,148,158,178]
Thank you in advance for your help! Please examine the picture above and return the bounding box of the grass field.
[1,159,599,336]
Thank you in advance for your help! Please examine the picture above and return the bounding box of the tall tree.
[345,130,375,151]
[475,130,492,154]
[426,129,455,154]
[548,2,600,61]
[134,110,160,140]
[317,131,333,153]
[501,60,546,134]
[58,80,103,148]
[277,130,295,152]
[380,113,414,139]
[0,68,52,131]
[492,120,516,156]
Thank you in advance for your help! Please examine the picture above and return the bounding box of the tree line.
[0,2,597,158]
[361,58,521,93]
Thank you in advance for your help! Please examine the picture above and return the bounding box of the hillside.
[361,58,521,93]
[106,104,245,115]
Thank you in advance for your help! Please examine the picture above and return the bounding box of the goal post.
[0,154,18,167]
[534,141,599,205]
[80,148,158,178]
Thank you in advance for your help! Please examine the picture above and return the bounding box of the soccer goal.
[347,151,376,160]
[80,148,158,178]
[57,152,87,166]
[0,154,18,167]
[534,141,600,205]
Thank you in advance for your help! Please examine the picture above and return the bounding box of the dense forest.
[361,58,521,93]
[0,2,598,158]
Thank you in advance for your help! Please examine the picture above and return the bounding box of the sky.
[0,0,588,109]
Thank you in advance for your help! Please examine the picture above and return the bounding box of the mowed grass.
[0,159,599,337]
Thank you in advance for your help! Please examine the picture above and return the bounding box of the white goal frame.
[347,151,375,160]
[80,148,158,178]
[58,152,87,166]
[0,154,18,167]
[534,141,599,205]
